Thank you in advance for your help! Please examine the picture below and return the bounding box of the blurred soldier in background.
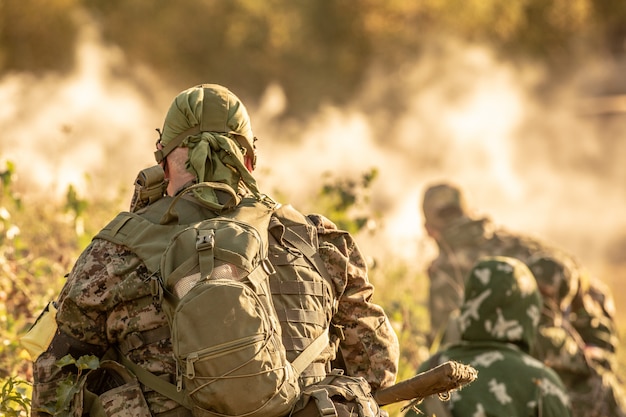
[422,181,552,345]
[420,181,616,352]
[528,253,626,417]
[407,257,571,417]
[421,181,623,416]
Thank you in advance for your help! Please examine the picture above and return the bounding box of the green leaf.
[55,377,78,413]
[75,355,100,371]
[55,354,77,369]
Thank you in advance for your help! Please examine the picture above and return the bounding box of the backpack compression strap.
[118,330,330,409]
[117,351,190,409]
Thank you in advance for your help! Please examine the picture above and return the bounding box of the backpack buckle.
[261,258,276,275]
[196,230,215,251]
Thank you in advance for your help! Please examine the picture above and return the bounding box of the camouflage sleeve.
[570,278,619,372]
[307,214,399,390]
[31,239,153,415]
[31,239,112,414]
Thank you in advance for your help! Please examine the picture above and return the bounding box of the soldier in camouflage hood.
[423,182,554,345]
[421,181,617,361]
[30,84,400,417]
[409,256,572,417]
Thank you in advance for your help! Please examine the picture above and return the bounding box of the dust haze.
[1,25,625,296]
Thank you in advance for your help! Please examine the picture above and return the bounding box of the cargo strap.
[119,326,170,355]
[118,329,329,409]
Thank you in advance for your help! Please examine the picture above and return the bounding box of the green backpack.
[96,183,330,417]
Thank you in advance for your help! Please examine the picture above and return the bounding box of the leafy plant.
[0,376,31,417]
[37,355,100,417]
[316,168,380,235]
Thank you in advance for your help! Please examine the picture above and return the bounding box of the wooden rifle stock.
[373,361,478,406]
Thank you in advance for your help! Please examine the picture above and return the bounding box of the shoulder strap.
[291,329,330,375]
[273,205,334,291]
[281,225,333,286]
[117,351,191,409]
[95,211,183,273]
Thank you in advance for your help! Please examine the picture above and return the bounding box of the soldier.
[421,181,623,416]
[408,256,572,417]
[528,253,626,417]
[30,84,399,416]
[423,182,551,345]
[420,181,616,354]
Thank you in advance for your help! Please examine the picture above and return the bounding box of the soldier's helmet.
[422,182,469,229]
[155,84,257,170]
[527,252,580,312]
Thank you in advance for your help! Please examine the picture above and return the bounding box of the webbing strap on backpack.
[117,351,189,408]
[291,329,330,375]
[119,329,330,409]
[281,225,334,290]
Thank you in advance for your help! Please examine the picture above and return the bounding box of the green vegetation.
[37,355,101,417]
[0,160,432,415]
[0,376,31,417]
[1,161,625,416]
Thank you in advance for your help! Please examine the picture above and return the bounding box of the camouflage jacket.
[532,304,626,417]
[427,216,617,361]
[412,257,571,417]
[31,200,399,416]
[427,216,547,342]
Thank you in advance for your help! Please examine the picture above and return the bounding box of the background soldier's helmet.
[527,253,580,312]
[422,182,469,228]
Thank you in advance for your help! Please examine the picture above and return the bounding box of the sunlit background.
[1,2,625,306]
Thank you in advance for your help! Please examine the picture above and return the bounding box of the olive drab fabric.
[156,84,260,211]
[268,204,339,386]
[291,370,382,417]
[94,184,329,417]
[408,257,571,417]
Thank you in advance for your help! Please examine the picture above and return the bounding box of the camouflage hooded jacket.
[413,257,571,417]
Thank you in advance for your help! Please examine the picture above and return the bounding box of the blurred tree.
[1,0,625,114]
[0,0,80,74]
[81,0,373,116]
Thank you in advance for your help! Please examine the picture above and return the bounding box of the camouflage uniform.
[31,213,399,416]
[425,214,545,343]
[528,254,626,417]
[422,183,622,417]
[31,85,399,416]
[422,182,617,356]
[408,257,572,417]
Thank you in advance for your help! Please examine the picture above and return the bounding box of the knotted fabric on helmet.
[155,84,261,211]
